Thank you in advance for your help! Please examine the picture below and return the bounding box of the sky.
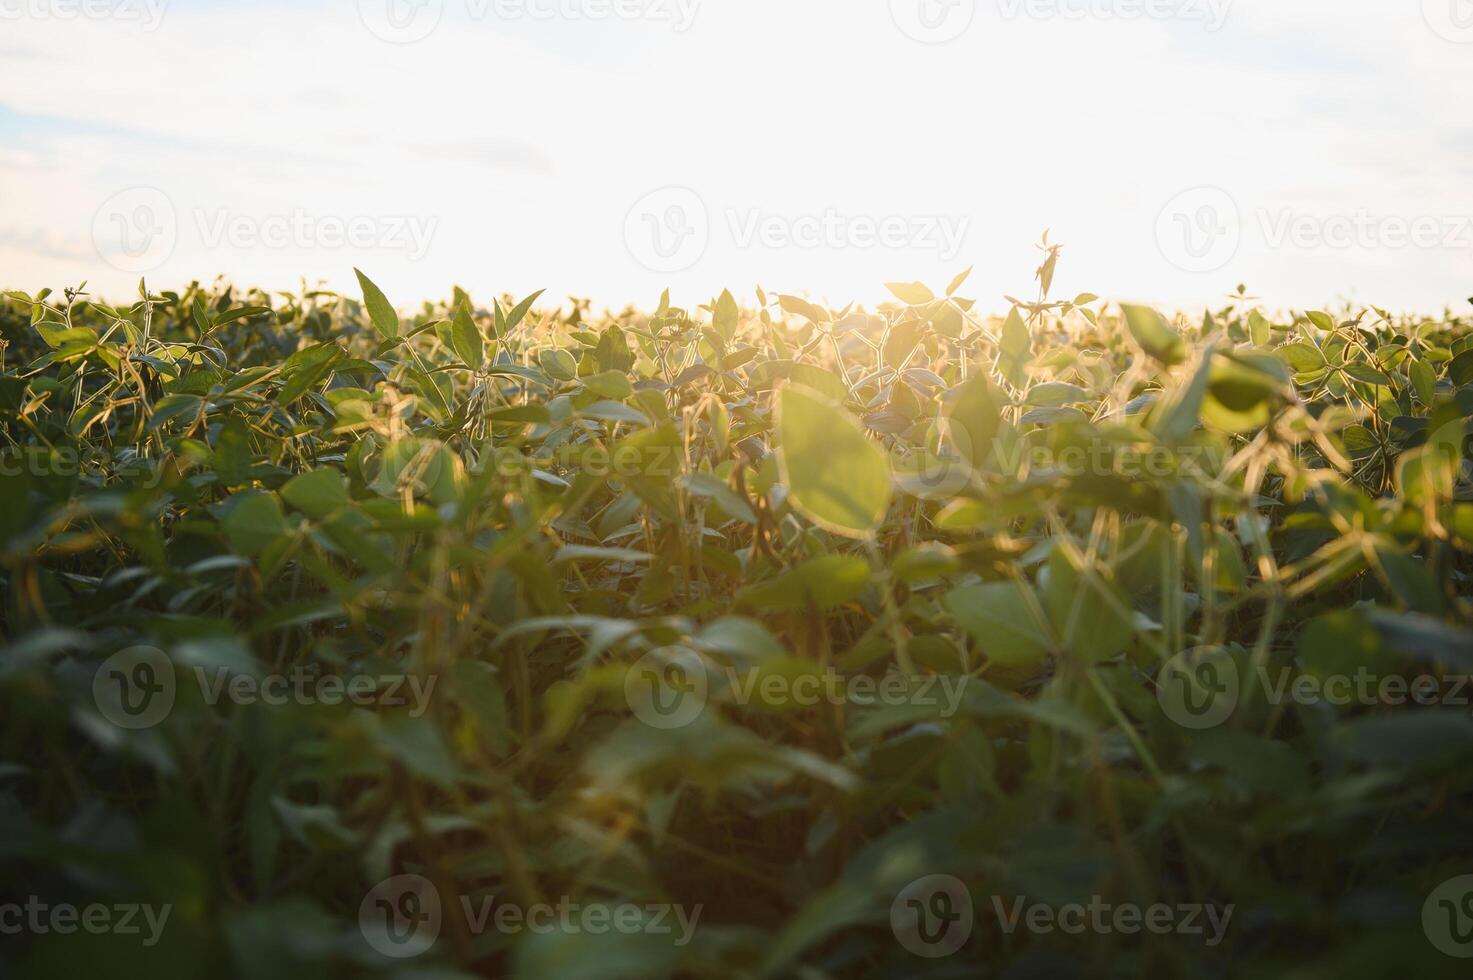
[1,0,1471,316]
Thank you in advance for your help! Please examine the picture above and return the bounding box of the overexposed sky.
[1,0,1470,314]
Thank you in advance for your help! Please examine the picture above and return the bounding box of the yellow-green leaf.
[776,384,892,538]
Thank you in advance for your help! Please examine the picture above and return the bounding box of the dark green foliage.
[3,268,1473,979]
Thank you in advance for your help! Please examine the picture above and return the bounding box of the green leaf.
[1150,345,1215,442]
[1343,363,1393,387]
[885,281,935,306]
[501,289,545,336]
[787,363,849,403]
[579,401,649,425]
[277,343,343,405]
[450,299,483,369]
[597,326,634,373]
[740,555,871,610]
[1449,349,1473,386]
[371,438,463,506]
[778,294,830,325]
[1306,310,1337,332]
[944,375,1004,469]
[221,491,290,556]
[1249,310,1272,346]
[1040,544,1134,663]
[281,468,351,520]
[1120,303,1186,366]
[996,306,1033,387]
[694,616,785,663]
[1278,341,1327,374]
[713,288,739,342]
[891,542,960,583]
[1410,357,1436,404]
[353,268,399,339]
[212,416,253,488]
[777,384,892,538]
[683,472,757,524]
[539,348,579,381]
[947,580,1052,667]
[583,370,634,400]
